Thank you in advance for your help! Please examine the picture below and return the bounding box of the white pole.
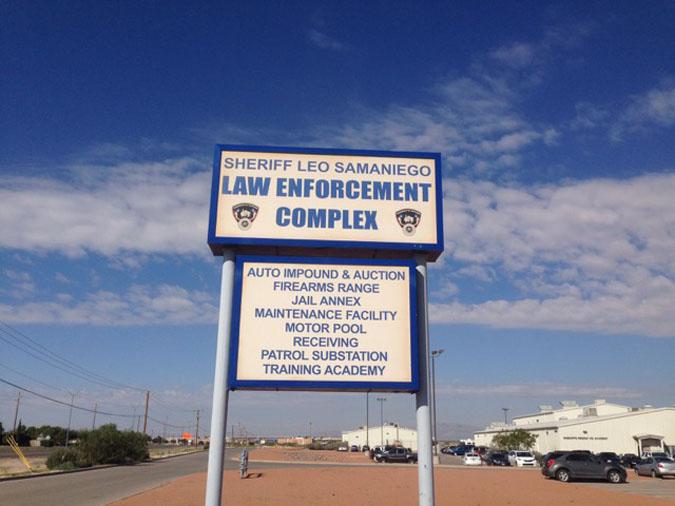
[205,249,236,506]
[415,254,435,506]
[65,392,75,447]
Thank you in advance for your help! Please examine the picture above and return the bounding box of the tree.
[13,420,31,446]
[491,428,538,451]
[0,421,4,443]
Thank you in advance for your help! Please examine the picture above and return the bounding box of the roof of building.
[476,406,675,435]
[511,399,628,420]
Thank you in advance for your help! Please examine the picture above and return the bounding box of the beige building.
[475,400,675,455]
[342,422,417,450]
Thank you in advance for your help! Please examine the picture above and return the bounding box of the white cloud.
[610,81,675,141]
[0,284,217,325]
[435,172,675,337]
[0,157,210,257]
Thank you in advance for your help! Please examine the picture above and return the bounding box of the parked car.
[474,446,489,457]
[440,446,454,454]
[375,446,417,463]
[597,452,621,464]
[450,444,475,456]
[635,457,675,478]
[350,445,359,452]
[463,452,482,466]
[370,445,384,459]
[641,451,671,459]
[540,451,569,467]
[484,451,510,466]
[370,445,398,461]
[541,451,626,483]
[508,450,536,467]
[337,444,348,451]
[361,445,370,452]
[620,453,640,468]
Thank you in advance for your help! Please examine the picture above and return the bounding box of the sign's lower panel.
[227,255,419,392]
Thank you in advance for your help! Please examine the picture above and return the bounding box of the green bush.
[46,448,90,470]
[77,424,149,465]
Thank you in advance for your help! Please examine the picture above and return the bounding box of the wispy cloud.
[610,81,675,141]
[0,284,217,324]
[319,29,586,176]
[308,28,347,52]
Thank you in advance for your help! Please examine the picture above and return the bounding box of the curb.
[0,449,206,482]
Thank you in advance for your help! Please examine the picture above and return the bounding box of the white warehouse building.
[342,422,417,450]
[474,400,675,456]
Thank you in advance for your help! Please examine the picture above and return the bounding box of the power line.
[0,330,138,391]
[151,392,199,413]
[0,377,135,419]
[0,322,207,431]
[0,320,146,392]
[147,414,194,430]
[0,361,68,393]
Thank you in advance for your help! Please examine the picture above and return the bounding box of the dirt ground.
[0,456,47,475]
[110,447,675,506]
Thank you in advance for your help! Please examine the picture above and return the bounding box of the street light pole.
[377,397,387,445]
[65,389,82,447]
[431,349,444,457]
[366,392,369,449]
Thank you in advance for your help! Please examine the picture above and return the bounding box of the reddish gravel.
[110,447,675,506]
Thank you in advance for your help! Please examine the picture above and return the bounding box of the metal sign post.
[415,254,434,505]
[205,249,235,506]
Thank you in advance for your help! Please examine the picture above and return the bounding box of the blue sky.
[1,1,674,440]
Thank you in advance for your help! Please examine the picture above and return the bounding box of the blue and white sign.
[208,145,444,261]
[228,255,419,392]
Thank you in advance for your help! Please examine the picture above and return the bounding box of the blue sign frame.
[208,144,444,261]
[227,255,419,392]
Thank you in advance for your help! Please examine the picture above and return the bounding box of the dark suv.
[484,451,510,466]
[541,452,626,483]
[375,446,417,463]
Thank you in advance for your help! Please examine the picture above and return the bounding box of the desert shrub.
[77,424,149,465]
[46,448,90,470]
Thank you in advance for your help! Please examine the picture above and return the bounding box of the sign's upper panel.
[208,145,444,261]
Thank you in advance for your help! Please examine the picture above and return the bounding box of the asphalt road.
[0,450,215,506]
[0,446,55,458]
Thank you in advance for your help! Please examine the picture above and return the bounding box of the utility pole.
[92,403,98,430]
[502,408,509,425]
[65,390,78,447]
[195,410,200,446]
[163,416,168,441]
[136,415,141,433]
[431,349,444,458]
[12,391,21,434]
[366,392,369,449]
[142,390,150,435]
[377,397,387,445]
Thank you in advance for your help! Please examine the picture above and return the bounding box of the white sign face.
[230,257,418,391]
[209,147,442,256]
